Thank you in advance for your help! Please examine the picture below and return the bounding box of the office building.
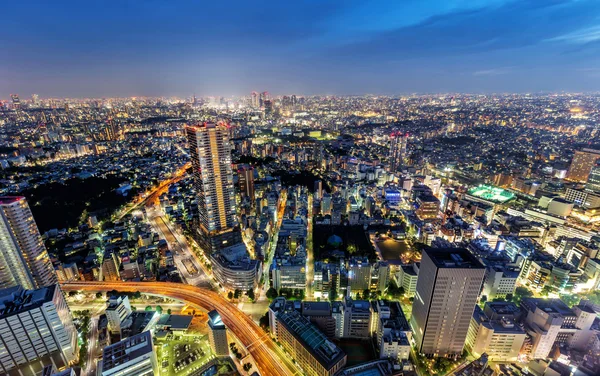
[481,265,518,300]
[465,302,526,362]
[0,284,78,374]
[101,331,157,376]
[207,310,229,356]
[238,166,255,201]
[348,257,372,294]
[415,194,440,220]
[586,164,600,192]
[185,123,242,252]
[567,149,600,182]
[314,180,323,200]
[275,310,347,376]
[0,196,57,290]
[106,295,133,334]
[410,248,485,358]
[342,297,372,339]
[388,133,407,172]
[519,298,594,359]
[371,300,412,361]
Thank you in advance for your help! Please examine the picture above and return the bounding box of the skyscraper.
[567,148,600,182]
[314,180,323,200]
[251,91,260,108]
[185,123,242,252]
[0,196,57,290]
[238,166,255,201]
[410,248,485,358]
[0,284,79,374]
[388,133,408,172]
[207,310,229,356]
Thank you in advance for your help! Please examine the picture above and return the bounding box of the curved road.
[61,281,300,376]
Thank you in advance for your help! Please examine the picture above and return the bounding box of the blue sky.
[2,0,600,97]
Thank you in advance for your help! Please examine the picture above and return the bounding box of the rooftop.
[467,184,515,204]
[278,310,345,370]
[102,331,154,372]
[425,247,484,269]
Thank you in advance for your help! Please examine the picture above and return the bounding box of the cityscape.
[3,2,600,376]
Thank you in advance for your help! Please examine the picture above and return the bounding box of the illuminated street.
[61,281,303,376]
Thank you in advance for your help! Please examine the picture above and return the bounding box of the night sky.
[2,0,600,97]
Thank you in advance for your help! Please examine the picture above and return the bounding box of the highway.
[61,281,302,376]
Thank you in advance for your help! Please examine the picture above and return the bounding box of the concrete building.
[238,166,255,202]
[105,295,132,334]
[481,265,519,300]
[520,298,577,359]
[0,284,78,374]
[207,310,229,357]
[185,123,242,252]
[466,302,526,362]
[371,300,412,361]
[410,248,485,358]
[101,331,157,376]
[396,263,419,297]
[342,297,372,339]
[416,194,440,220]
[348,257,371,294]
[275,310,347,376]
[0,196,57,290]
[567,149,600,182]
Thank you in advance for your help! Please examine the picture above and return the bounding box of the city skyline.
[3,0,600,97]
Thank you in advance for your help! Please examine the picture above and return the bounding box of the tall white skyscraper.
[185,123,242,252]
[0,284,78,374]
[0,196,57,289]
[410,248,485,358]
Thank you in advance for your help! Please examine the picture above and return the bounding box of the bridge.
[61,281,301,376]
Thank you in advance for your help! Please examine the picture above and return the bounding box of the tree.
[167,308,172,315]
[243,363,252,372]
[505,294,514,302]
[513,286,533,304]
[228,291,234,300]
[234,289,242,299]
[541,285,554,297]
[329,287,337,302]
[156,305,163,314]
[355,292,361,300]
[480,295,487,304]
[68,291,77,297]
[363,289,371,300]
[259,312,270,332]
[145,305,153,311]
[247,289,256,301]
[266,287,278,300]
[95,292,103,299]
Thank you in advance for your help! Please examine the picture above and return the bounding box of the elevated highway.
[61,281,300,376]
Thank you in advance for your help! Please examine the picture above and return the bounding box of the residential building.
[0,196,57,290]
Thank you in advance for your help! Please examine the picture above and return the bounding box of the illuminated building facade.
[0,196,57,290]
[567,149,600,182]
[185,123,242,252]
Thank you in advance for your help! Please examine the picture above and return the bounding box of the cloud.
[473,68,512,76]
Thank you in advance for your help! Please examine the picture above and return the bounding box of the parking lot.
[156,335,215,376]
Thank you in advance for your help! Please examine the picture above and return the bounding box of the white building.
[0,284,78,374]
[466,302,526,362]
[101,331,157,376]
[105,295,132,334]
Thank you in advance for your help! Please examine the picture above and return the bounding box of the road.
[262,189,287,291]
[146,206,214,290]
[61,281,302,376]
[85,316,99,376]
[114,162,191,221]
